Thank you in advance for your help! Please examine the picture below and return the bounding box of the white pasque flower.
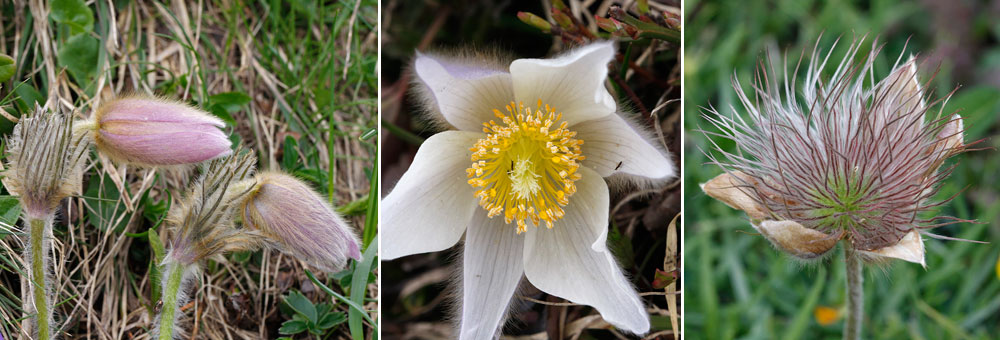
[382,41,675,338]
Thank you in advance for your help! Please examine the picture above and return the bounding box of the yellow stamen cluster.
[466,100,585,233]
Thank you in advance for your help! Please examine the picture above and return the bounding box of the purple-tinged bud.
[242,172,361,272]
[88,96,232,166]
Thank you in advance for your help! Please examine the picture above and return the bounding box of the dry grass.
[0,0,377,339]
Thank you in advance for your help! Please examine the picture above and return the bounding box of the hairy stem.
[27,217,52,340]
[844,247,863,340]
[156,259,189,340]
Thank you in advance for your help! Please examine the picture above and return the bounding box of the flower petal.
[97,97,225,127]
[938,114,964,151]
[858,230,925,267]
[98,122,233,165]
[700,171,769,221]
[413,53,514,132]
[382,131,483,260]
[459,210,525,340]
[884,56,925,116]
[522,167,649,334]
[510,41,616,126]
[753,220,839,260]
[573,113,674,179]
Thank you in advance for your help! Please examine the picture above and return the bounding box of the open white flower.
[382,41,675,338]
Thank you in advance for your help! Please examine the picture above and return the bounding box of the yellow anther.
[465,100,584,232]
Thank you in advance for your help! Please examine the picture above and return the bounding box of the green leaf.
[57,34,99,88]
[0,196,22,226]
[50,0,94,34]
[281,135,300,171]
[147,228,166,312]
[316,303,332,316]
[14,82,42,110]
[208,92,251,112]
[207,91,251,125]
[317,311,346,330]
[607,220,635,268]
[278,319,309,335]
[0,54,14,82]
[349,235,379,339]
[284,291,317,323]
[229,250,252,263]
[362,149,378,247]
[208,105,236,126]
[304,270,376,326]
[0,196,21,240]
[334,194,369,216]
[140,187,169,224]
[83,174,130,232]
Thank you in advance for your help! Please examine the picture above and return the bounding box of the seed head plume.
[701,35,970,259]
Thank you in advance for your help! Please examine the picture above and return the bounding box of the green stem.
[844,247,863,340]
[28,217,51,340]
[380,119,425,146]
[157,259,188,340]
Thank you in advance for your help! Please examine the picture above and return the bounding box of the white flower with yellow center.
[382,41,675,338]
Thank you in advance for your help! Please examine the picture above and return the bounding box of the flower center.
[467,100,585,233]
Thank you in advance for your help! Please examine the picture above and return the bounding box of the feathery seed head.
[702,37,968,258]
[86,96,232,167]
[166,150,261,264]
[241,172,362,272]
[5,109,89,218]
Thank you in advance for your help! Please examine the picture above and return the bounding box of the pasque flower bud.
[5,110,89,218]
[86,96,232,166]
[242,172,362,272]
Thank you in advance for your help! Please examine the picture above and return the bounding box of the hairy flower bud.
[87,96,232,166]
[242,172,362,272]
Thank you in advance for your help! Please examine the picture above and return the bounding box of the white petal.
[382,131,483,260]
[859,230,925,267]
[937,114,964,150]
[510,41,616,126]
[573,113,674,179]
[522,167,649,334]
[413,53,515,132]
[885,55,925,115]
[459,210,526,340]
